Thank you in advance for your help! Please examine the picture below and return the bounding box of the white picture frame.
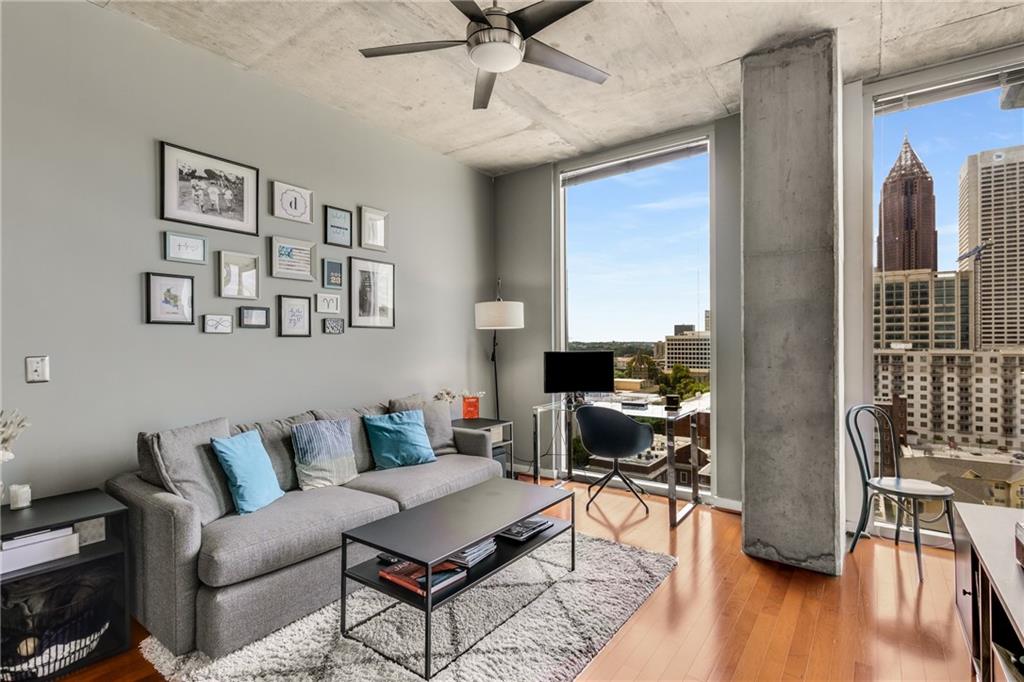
[161,142,259,236]
[203,314,233,334]
[271,236,316,281]
[164,231,208,264]
[316,293,342,314]
[272,181,313,224]
[218,251,260,299]
[278,295,311,337]
[359,206,389,252]
[145,273,194,325]
[349,257,395,328]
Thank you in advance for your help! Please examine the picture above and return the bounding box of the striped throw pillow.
[290,419,358,489]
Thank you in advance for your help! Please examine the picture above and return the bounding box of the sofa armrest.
[453,427,492,458]
[106,472,201,655]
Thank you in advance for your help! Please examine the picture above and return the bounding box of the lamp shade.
[475,301,524,330]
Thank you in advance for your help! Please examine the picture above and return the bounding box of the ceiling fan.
[359,0,609,110]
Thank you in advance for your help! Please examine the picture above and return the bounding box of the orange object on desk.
[462,396,480,419]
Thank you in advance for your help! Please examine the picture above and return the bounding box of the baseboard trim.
[708,496,742,513]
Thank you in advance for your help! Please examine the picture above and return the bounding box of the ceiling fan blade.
[473,70,497,110]
[522,38,608,84]
[509,0,591,38]
[360,40,465,58]
[450,0,489,25]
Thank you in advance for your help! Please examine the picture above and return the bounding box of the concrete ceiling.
[103,1,1024,176]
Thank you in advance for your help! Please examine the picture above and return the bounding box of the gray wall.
[1,2,495,498]
[493,165,554,471]
[740,32,843,575]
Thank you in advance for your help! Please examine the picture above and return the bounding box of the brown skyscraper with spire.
[877,136,937,271]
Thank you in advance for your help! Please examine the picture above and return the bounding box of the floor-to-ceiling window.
[559,141,712,494]
[871,64,1024,533]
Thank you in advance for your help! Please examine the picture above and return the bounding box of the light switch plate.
[25,356,50,383]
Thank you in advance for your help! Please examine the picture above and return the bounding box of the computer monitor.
[543,351,614,394]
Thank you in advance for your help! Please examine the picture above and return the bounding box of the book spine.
[379,571,427,597]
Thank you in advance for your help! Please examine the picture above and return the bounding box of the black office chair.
[575,405,654,514]
[846,404,955,582]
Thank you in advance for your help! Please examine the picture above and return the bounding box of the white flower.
[0,450,14,463]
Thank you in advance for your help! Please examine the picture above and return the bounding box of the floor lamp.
[475,281,524,420]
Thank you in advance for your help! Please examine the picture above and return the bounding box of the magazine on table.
[497,517,553,542]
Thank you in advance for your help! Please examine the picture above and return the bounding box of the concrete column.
[741,31,844,575]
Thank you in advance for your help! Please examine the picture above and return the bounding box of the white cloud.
[633,193,709,211]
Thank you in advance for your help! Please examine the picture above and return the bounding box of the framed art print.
[271,236,316,281]
[359,206,389,252]
[203,314,233,334]
[272,181,313,224]
[238,306,270,329]
[316,293,342,315]
[349,257,395,328]
[324,205,353,247]
[164,231,207,264]
[145,272,194,325]
[218,251,260,299]
[279,295,311,337]
[160,142,259,236]
[323,259,344,289]
[323,318,345,335]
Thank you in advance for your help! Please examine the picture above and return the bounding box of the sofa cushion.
[231,412,315,491]
[343,454,502,510]
[147,417,234,526]
[312,404,386,473]
[198,486,398,587]
[136,431,164,488]
[388,394,457,455]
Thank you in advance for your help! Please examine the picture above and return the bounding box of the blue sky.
[874,88,1023,270]
[566,153,710,342]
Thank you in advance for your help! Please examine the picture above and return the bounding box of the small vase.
[9,483,31,510]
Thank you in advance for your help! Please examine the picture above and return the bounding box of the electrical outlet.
[25,356,50,383]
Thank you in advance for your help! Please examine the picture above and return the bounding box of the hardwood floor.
[65,481,970,681]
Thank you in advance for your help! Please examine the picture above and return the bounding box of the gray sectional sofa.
[106,402,501,658]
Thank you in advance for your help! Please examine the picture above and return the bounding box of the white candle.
[9,483,31,510]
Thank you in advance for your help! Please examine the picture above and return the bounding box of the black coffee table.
[341,477,575,679]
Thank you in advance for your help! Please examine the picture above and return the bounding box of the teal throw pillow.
[363,410,437,470]
[210,430,285,514]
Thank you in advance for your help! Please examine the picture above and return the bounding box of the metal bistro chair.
[575,405,653,515]
[846,404,955,581]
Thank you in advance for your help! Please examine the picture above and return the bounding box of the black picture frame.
[323,318,345,335]
[160,141,260,236]
[145,272,195,325]
[238,306,271,329]
[323,258,344,289]
[278,295,312,337]
[349,257,396,329]
[324,205,354,247]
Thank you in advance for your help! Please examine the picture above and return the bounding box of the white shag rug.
[141,533,676,681]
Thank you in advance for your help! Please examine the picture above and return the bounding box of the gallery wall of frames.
[149,141,397,337]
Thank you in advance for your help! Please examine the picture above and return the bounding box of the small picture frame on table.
[145,273,194,325]
[238,306,270,329]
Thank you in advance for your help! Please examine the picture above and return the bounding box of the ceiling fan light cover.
[468,32,524,72]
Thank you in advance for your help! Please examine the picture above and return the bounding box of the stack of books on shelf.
[378,560,467,597]
[448,538,497,568]
[497,516,553,542]
[1,527,80,575]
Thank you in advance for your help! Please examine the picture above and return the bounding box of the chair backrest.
[845,403,902,485]
[575,405,654,459]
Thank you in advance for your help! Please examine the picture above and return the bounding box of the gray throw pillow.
[388,395,456,454]
[290,420,359,489]
[312,404,386,473]
[231,412,315,491]
[147,417,234,525]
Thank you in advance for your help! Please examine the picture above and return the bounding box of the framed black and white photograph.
[203,314,233,334]
[323,318,345,335]
[272,181,313,224]
[279,295,311,337]
[323,259,344,289]
[316,293,342,315]
[349,257,395,328]
[238,306,270,329]
[145,272,194,325]
[161,142,259,236]
[218,251,260,299]
[164,231,208,264]
[359,206,389,252]
[271,236,316,281]
[324,205,353,247]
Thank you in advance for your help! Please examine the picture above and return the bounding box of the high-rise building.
[704,309,711,332]
[673,324,696,335]
[662,331,710,372]
[958,144,1024,348]
[877,136,938,272]
[872,269,973,350]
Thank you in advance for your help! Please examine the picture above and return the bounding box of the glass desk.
[532,394,710,527]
